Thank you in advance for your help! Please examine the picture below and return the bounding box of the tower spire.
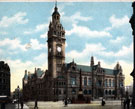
[55,0,57,8]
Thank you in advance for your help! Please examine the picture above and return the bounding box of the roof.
[65,62,118,75]
[103,67,119,75]
[23,68,44,80]
[36,68,44,77]
[76,64,92,72]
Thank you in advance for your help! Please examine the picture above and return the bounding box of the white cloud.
[30,38,46,50]
[0,12,28,28]
[67,42,133,61]
[115,43,133,57]
[105,15,129,31]
[62,12,92,24]
[66,24,111,38]
[24,23,48,35]
[110,36,124,44]
[0,38,27,51]
[34,53,47,64]
[40,32,47,38]
[67,43,105,59]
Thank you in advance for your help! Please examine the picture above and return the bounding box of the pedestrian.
[126,97,130,109]
[21,101,24,109]
[64,98,68,107]
[123,98,126,109]
[101,98,105,106]
[34,99,38,109]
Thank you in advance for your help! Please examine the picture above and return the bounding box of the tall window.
[71,77,76,85]
[112,80,115,87]
[109,79,111,87]
[88,78,91,86]
[105,79,108,87]
[120,81,123,87]
[84,77,87,86]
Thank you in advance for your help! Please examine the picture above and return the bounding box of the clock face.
[57,46,61,52]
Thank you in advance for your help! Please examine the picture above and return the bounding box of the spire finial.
[55,0,57,8]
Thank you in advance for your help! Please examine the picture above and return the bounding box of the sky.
[0,2,133,92]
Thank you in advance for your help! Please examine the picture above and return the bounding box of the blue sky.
[0,2,133,91]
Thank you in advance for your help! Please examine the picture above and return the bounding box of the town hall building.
[23,4,125,102]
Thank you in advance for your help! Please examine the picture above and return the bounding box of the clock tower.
[47,4,65,78]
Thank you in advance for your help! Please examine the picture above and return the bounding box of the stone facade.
[23,5,125,101]
[0,61,10,96]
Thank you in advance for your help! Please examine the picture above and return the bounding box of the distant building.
[0,61,10,96]
[23,4,125,101]
[125,85,133,96]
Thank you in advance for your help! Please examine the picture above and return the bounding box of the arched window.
[109,90,111,95]
[83,89,87,95]
[72,89,76,94]
[88,90,91,94]
[71,77,76,85]
[105,90,108,95]
[84,77,87,86]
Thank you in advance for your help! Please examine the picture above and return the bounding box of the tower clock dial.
[57,46,61,52]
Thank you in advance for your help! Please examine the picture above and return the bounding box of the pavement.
[4,100,135,109]
[6,103,29,109]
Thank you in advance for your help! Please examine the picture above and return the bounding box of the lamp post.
[17,86,20,109]
[129,2,135,107]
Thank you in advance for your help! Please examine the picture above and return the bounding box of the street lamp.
[17,86,20,109]
[129,2,135,107]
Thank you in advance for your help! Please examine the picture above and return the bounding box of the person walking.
[21,101,24,109]
[64,98,68,107]
[123,98,126,109]
[101,98,105,106]
[127,97,130,109]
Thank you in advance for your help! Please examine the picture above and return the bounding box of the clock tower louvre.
[47,4,65,78]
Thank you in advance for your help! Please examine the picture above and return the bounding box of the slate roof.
[65,62,119,75]
[36,68,44,77]
[23,68,44,80]
[76,64,92,72]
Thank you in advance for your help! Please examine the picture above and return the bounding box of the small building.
[0,61,10,96]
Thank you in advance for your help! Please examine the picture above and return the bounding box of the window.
[120,81,123,87]
[59,90,61,95]
[112,80,114,87]
[112,90,115,95]
[88,90,91,94]
[105,79,108,87]
[83,89,87,95]
[71,77,76,85]
[109,90,111,95]
[84,77,87,86]
[88,78,91,86]
[72,89,76,94]
[105,90,108,95]
[109,79,111,87]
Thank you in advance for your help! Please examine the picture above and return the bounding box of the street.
[5,100,135,109]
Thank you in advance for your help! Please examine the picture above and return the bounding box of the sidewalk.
[6,103,29,109]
